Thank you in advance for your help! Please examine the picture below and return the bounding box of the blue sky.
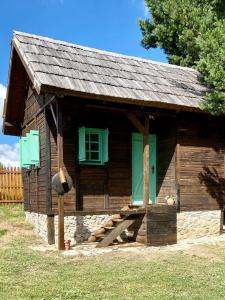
[0,0,166,165]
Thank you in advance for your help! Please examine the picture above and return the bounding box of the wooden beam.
[103,164,109,209]
[50,103,57,128]
[143,115,149,207]
[45,107,53,215]
[175,122,181,211]
[56,99,65,250]
[126,112,145,134]
[47,215,55,245]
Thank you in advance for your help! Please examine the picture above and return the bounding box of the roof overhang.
[3,45,29,136]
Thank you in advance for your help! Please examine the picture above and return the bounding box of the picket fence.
[0,167,23,205]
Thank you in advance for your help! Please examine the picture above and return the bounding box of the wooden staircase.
[88,205,145,248]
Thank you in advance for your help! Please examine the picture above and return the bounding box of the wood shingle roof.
[12,31,207,109]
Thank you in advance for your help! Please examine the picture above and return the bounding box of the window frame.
[78,127,108,166]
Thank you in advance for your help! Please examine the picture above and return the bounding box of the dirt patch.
[0,222,33,246]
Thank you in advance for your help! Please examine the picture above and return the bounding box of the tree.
[139,0,225,114]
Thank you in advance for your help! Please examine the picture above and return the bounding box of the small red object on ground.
[65,239,71,250]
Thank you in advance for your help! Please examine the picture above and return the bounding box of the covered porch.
[48,97,179,248]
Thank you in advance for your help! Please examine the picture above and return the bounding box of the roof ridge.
[13,31,198,74]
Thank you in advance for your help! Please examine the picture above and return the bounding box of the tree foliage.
[139,0,225,114]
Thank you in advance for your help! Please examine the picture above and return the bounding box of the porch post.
[56,99,65,250]
[143,114,149,207]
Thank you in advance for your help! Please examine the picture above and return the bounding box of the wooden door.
[132,133,156,204]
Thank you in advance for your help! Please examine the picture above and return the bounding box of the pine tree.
[140,0,225,114]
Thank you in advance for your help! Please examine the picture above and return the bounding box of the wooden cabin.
[3,31,225,246]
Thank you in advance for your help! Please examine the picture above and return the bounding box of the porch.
[48,97,178,215]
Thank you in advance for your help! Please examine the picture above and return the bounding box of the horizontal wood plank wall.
[146,205,177,246]
[22,87,43,126]
[179,114,225,211]
[22,88,47,213]
[156,118,176,204]
[50,105,133,213]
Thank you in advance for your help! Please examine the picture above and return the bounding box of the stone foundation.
[25,212,110,244]
[26,209,222,245]
[177,210,221,240]
[25,212,48,242]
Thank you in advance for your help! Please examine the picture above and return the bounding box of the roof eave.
[40,83,202,113]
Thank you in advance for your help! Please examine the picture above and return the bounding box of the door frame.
[132,132,157,205]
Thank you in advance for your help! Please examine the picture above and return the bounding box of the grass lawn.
[1,206,225,300]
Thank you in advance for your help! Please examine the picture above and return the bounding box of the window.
[20,130,40,168]
[78,127,108,165]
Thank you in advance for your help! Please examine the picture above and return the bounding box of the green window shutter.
[29,130,40,166]
[102,129,109,163]
[78,127,86,161]
[21,136,30,167]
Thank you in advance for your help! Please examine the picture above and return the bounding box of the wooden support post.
[175,123,181,212]
[143,115,149,207]
[47,215,55,245]
[56,99,65,250]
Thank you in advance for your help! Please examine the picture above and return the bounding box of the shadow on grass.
[0,229,8,237]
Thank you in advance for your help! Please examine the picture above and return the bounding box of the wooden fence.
[0,167,23,205]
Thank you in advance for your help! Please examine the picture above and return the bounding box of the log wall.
[178,114,225,211]
[156,118,176,204]
[21,94,225,215]
[22,87,48,214]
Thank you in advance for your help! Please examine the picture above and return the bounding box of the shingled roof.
[12,31,208,108]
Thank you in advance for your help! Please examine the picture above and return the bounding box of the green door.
[132,133,156,205]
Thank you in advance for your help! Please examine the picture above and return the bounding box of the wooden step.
[104,226,115,230]
[112,218,123,223]
[97,217,137,248]
[95,234,105,241]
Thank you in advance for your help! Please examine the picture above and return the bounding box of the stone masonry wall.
[25,212,48,242]
[177,210,221,240]
[54,215,110,243]
[25,212,110,244]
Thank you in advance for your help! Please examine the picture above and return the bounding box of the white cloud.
[0,142,20,167]
[0,83,6,129]
[0,83,20,167]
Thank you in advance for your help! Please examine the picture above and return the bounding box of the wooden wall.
[22,87,48,214]
[50,104,133,213]
[49,102,177,213]
[146,205,177,246]
[21,93,225,215]
[178,114,225,211]
[156,118,176,204]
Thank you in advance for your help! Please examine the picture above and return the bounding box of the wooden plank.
[97,216,137,248]
[47,215,55,244]
[0,166,23,204]
[103,163,109,209]
[143,115,149,206]
[45,107,52,215]
[146,206,177,246]
[75,123,81,210]
[56,99,65,250]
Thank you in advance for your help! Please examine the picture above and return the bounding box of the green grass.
[0,228,7,237]
[1,206,225,300]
